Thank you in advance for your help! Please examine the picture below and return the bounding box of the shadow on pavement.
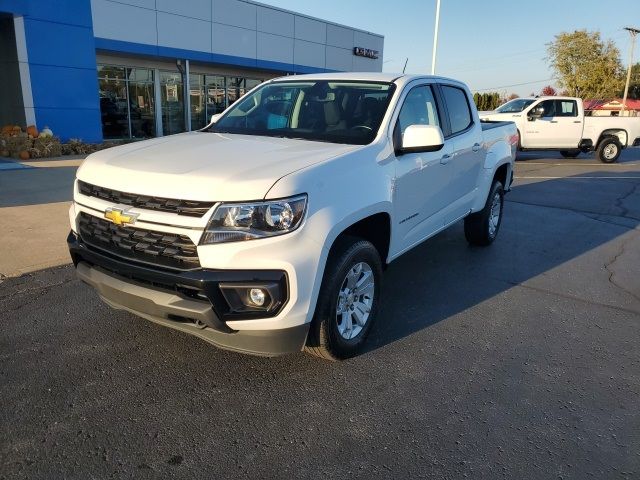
[516,148,640,164]
[0,166,76,207]
[365,171,640,353]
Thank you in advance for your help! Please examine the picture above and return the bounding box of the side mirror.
[398,125,444,154]
[210,113,222,124]
[528,106,544,120]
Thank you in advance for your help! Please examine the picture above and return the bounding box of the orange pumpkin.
[26,125,38,138]
[19,150,30,160]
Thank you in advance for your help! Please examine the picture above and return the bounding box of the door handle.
[472,143,482,152]
[440,153,452,165]
[573,121,582,123]
[550,120,558,123]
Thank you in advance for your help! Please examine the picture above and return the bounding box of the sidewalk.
[0,156,85,278]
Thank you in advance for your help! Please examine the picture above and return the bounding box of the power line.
[443,28,629,75]
[473,78,556,92]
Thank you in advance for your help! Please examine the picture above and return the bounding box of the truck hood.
[76,132,361,201]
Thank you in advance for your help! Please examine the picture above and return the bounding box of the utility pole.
[621,27,639,116]
[431,0,441,75]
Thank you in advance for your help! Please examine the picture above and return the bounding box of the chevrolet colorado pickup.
[68,73,517,360]
[480,96,640,163]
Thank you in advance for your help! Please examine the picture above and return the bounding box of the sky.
[265,0,639,96]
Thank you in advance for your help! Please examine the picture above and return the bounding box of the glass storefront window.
[98,65,155,139]
[227,77,245,107]
[98,66,130,139]
[246,79,261,90]
[205,75,226,115]
[160,71,185,135]
[98,65,264,137]
[127,68,156,138]
[189,74,206,130]
[98,65,126,80]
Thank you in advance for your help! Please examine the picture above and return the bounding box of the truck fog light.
[218,281,284,315]
[249,288,266,306]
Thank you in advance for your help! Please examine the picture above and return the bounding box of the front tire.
[597,137,622,163]
[560,150,580,158]
[464,180,504,246]
[304,237,382,360]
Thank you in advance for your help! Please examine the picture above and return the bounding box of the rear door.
[523,99,582,148]
[439,84,484,220]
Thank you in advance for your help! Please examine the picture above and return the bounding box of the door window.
[397,85,440,135]
[556,100,577,117]
[539,100,556,117]
[441,85,472,134]
[538,99,577,118]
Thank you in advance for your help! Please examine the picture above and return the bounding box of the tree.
[541,85,557,96]
[507,93,519,101]
[620,62,640,100]
[472,92,502,111]
[547,30,624,99]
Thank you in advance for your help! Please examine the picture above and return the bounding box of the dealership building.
[0,0,384,142]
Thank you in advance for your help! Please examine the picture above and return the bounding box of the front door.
[393,84,454,253]
[523,99,582,149]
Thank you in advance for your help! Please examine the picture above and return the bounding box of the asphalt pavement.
[1,150,639,479]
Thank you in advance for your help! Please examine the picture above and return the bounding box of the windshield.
[495,98,535,113]
[208,80,396,145]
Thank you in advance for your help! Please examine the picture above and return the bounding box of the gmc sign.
[353,47,379,59]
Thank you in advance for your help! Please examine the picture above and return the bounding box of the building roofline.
[242,0,384,38]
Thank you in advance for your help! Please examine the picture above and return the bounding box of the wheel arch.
[326,210,392,266]
[597,129,628,148]
[493,162,511,190]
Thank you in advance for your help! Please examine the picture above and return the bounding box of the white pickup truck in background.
[481,96,640,162]
[68,73,517,360]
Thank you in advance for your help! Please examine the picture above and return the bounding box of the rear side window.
[441,85,472,135]
[556,100,577,117]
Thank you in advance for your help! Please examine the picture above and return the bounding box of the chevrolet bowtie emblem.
[104,207,139,226]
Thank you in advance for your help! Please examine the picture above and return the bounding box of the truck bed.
[480,120,514,131]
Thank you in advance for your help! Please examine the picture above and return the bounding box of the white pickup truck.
[480,96,640,162]
[68,73,517,360]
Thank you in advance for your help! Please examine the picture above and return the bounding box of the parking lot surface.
[1,151,639,479]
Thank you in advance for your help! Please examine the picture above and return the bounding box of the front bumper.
[68,232,309,356]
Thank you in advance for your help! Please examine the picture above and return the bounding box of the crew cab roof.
[269,72,468,88]
[516,96,579,102]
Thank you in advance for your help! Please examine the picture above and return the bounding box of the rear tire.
[560,150,580,158]
[464,180,504,246]
[304,237,382,360]
[597,137,621,163]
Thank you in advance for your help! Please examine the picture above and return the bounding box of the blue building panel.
[34,107,102,143]
[29,64,101,110]
[18,0,103,142]
[24,19,98,69]
[0,0,29,15]
[21,0,93,27]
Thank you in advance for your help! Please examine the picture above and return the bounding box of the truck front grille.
[78,181,215,217]
[78,212,200,270]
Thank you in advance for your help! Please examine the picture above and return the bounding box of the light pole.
[621,27,639,116]
[431,0,441,75]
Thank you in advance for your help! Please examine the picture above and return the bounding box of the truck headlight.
[200,195,307,244]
